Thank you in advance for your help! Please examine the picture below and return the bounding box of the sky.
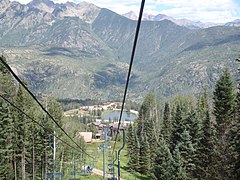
[13,0,240,23]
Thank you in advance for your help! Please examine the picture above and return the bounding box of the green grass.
[59,171,102,180]
[83,141,148,180]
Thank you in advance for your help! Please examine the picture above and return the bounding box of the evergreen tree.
[136,94,158,172]
[213,69,236,133]
[161,102,172,144]
[0,100,14,179]
[196,88,209,121]
[170,104,185,151]
[172,145,187,180]
[40,96,63,177]
[235,88,240,177]
[154,138,174,180]
[25,103,43,180]
[0,56,15,179]
[139,133,151,175]
[126,124,134,167]
[184,109,201,178]
[213,69,236,179]
[132,129,140,172]
[0,56,15,99]
[233,57,240,177]
[127,126,140,172]
[197,109,217,179]
[178,129,195,179]
[126,123,134,155]
[185,109,201,147]
[15,85,33,179]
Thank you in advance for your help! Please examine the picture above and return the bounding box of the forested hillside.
[126,59,240,179]
[0,0,240,100]
[1,0,240,179]
[0,56,87,179]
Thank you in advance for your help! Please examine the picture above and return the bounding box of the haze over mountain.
[123,11,240,29]
[0,0,240,100]
[225,19,240,27]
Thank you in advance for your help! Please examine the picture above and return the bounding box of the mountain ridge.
[0,0,240,100]
[122,11,226,29]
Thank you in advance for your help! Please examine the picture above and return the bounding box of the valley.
[0,0,240,101]
[0,0,240,179]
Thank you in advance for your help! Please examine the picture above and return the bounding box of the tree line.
[0,56,85,179]
[127,62,240,179]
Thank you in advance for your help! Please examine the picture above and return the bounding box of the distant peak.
[128,10,135,14]
[232,19,240,22]
[27,0,55,13]
[79,1,97,6]
[28,0,55,6]
[123,11,136,15]
[0,0,10,4]
[225,19,240,27]
[122,11,138,20]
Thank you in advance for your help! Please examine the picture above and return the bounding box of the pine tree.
[213,69,236,133]
[154,138,174,180]
[197,109,218,179]
[25,103,43,180]
[126,123,135,167]
[40,96,63,177]
[0,56,15,99]
[133,129,140,172]
[235,86,240,177]
[196,88,208,122]
[128,127,140,172]
[172,145,187,180]
[126,123,134,155]
[233,57,240,177]
[184,109,202,178]
[178,129,195,179]
[161,102,172,144]
[185,109,201,147]
[170,104,185,151]
[136,94,158,173]
[139,133,151,175]
[213,69,236,179]
[0,56,16,179]
[138,94,158,147]
[0,100,14,179]
[15,85,32,179]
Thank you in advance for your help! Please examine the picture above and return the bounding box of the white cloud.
[153,0,240,23]
[11,0,240,23]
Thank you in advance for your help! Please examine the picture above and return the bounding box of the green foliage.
[0,56,16,99]
[161,102,172,143]
[170,104,185,151]
[172,146,187,180]
[154,139,174,180]
[197,109,217,179]
[232,57,240,177]
[0,56,89,179]
[213,69,236,131]
[178,130,195,179]
[213,69,237,179]
[0,100,14,179]
[139,134,151,175]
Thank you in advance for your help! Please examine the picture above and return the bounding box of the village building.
[78,132,93,143]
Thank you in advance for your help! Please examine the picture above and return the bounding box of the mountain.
[27,0,100,23]
[28,0,55,13]
[0,0,240,101]
[225,19,240,27]
[122,11,138,21]
[122,11,220,29]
